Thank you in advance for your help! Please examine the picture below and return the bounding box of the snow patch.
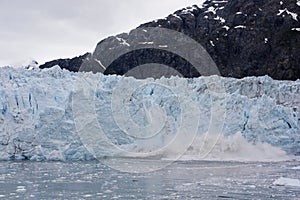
[264,38,268,44]
[181,6,198,15]
[94,59,106,70]
[291,28,300,31]
[234,25,246,29]
[222,25,230,31]
[277,8,298,21]
[214,16,226,23]
[205,6,217,15]
[212,0,228,3]
[210,40,215,47]
[116,37,130,47]
[171,14,181,20]
[138,42,154,45]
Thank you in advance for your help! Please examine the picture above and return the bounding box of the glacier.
[0,66,299,161]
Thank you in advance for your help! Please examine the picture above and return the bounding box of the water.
[0,160,299,199]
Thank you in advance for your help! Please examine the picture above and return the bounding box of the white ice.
[0,66,299,161]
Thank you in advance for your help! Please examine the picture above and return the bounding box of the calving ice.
[0,66,299,161]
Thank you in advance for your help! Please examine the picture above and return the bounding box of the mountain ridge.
[39,0,300,80]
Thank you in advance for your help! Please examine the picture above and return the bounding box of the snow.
[236,12,243,15]
[297,1,300,6]
[292,28,300,31]
[181,6,198,15]
[212,0,228,3]
[210,40,215,47]
[138,42,154,45]
[277,8,298,21]
[234,25,246,29]
[171,14,181,20]
[214,16,226,23]
[292,166,300,170]
[115,37,130,47]
[94,59,106,70]
[0,67,299,161]
[280,1,283,5]
[264,38,268,44]
[273,177,300,187]
[222,25,230,31]
[205,6,217,15]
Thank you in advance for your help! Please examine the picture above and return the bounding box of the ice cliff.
[0,66,299,161]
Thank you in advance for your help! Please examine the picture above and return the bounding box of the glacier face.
[0,66,299,161]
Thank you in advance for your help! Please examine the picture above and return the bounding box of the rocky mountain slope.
[39,0,300,80]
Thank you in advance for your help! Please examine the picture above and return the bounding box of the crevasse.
[0,66,299,161]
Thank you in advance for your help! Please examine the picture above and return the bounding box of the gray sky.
[0,0,204,67]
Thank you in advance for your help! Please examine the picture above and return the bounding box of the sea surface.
[0,160,299,199]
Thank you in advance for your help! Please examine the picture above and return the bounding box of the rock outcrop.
[39,0,300,80]
[39,53,91,72]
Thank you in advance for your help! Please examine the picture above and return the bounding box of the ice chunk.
[273,177,300,187]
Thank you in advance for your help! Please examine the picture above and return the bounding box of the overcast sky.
[0,0,204,67]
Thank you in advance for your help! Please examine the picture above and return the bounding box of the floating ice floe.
[273,177,300,187]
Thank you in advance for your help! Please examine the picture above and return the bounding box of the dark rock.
[39,53,92,72]
[40,0,300,80]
